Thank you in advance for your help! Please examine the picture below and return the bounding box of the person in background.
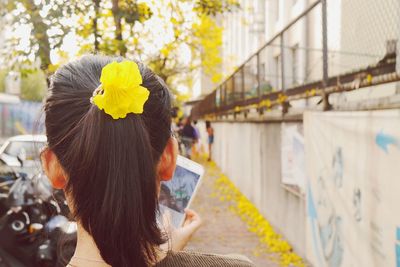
[206,120,214,161]
[192,120,201,157]
[177,117,184,132]
[181,117,197,159]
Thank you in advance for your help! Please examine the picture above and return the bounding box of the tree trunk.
[22,0,51,72]
[93,0,100,51]
[111,0,127,56]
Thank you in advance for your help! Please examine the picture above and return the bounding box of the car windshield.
[4,141,45,161]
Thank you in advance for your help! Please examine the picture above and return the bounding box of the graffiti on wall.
[305,110,400,267]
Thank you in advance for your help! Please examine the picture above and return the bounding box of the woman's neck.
[69,223,110,267]
[69,222,168,267]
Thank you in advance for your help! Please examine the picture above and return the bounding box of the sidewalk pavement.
[185,158,305,267]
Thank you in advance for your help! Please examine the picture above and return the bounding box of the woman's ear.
[157,136,178,181]
[41,148,67,189]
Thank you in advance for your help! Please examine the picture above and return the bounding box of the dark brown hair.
[44,55,172,266]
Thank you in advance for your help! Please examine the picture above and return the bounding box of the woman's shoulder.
[156,250,255,267]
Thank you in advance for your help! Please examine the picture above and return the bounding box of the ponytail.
[45,55,172,266]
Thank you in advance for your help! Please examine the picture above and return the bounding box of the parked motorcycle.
[0,164,76,267]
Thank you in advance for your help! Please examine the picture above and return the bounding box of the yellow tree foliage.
[74,0,240,106]
[192,15,223,83]
[3,0,239,105]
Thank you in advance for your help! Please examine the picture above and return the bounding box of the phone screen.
[159,164,201,228]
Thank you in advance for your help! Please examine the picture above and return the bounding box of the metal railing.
[191,0,400,118]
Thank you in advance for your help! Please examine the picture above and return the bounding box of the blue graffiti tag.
[375,131,400,153]
[307,183,323,265]
[396,227,400,267]
[397,227,400,242]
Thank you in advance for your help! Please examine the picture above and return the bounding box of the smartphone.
[159,155,204,228]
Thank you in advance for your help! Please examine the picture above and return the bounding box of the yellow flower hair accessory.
[91,61,150,119]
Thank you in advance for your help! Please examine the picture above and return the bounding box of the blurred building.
[193,0,266,98]
[222,0,266,73]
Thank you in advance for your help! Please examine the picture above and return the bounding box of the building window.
[292,44,299,85]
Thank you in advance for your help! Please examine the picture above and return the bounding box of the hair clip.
[91,61,150,119]
[90,86,104,104]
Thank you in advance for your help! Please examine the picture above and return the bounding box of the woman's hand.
[161,208,202,251]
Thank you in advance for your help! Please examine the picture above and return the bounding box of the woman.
[180,117,197,159]
[40,55,253,267]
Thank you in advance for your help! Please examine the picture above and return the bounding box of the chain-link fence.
[328,0,399,76]
[192,0,400,118]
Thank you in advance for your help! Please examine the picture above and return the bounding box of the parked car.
[0,135,47,167]
[0,135,47,195]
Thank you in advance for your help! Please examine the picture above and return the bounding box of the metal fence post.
[212,91,216,114]
[257,53,261,99]
[280,33,285,91]
[321,0,331,110]
[241,68,245,101]
[231,76,235,104]
[223,83,227,107]
[397,28,400,75]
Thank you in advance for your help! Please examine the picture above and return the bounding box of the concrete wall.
[210,121,306,257]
